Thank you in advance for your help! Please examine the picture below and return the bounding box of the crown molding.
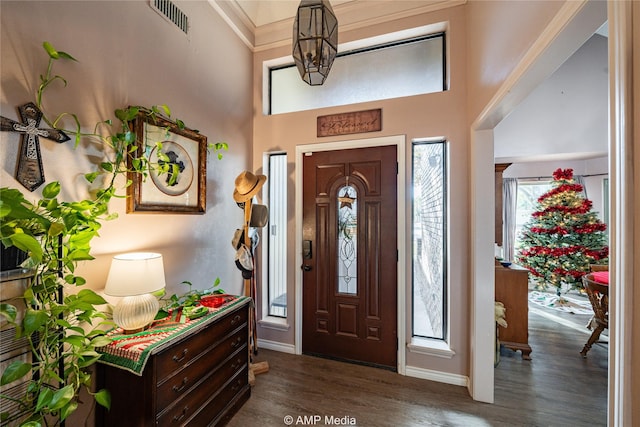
[212,0,465,52]
[208,0,255,49]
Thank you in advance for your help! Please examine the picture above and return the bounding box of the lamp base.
[112,293,159,332]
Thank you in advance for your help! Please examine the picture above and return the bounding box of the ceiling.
[234,0,351,27]
[211,0,465,50]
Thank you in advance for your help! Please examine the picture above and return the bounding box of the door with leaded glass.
[302,145,397,369]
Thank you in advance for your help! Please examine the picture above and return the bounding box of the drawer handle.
[231,379,242,392]
[230,336,243,348]
[172,376,189,393]
[172,406,189,423]
[230,314,242,326]
[172,348,188,363]
[231,358,242,370]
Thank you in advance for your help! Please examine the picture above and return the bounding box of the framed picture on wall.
[127,112,207,214]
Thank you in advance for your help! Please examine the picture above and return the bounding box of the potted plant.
[0,42,226,426]
[156,278,227,320]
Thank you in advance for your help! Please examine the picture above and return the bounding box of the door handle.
[302,265,312,272]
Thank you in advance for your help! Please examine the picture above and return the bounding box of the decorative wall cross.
[1,102,70,191]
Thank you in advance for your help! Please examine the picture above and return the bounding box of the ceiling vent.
[150,0,189,34]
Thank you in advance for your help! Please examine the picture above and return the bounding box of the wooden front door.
[302,145,397,370]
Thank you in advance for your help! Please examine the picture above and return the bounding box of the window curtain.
[502,178,518,262]
[574,174,587,199]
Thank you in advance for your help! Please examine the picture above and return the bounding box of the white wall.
[0,1,253,299]
[494,34,608,161]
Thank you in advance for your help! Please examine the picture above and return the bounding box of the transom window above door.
[267,32,446,115]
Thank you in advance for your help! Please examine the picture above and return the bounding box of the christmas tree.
[516,168,608,295]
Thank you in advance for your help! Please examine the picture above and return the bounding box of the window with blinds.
[266,153,287,318]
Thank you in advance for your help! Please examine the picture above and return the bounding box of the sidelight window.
[266,153,287,318]
[412,140,447,340]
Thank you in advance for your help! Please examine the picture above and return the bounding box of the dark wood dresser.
[96,298,250,426]
[495,264,532,360]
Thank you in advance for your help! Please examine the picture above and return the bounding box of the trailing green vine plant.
[0,42,227,426]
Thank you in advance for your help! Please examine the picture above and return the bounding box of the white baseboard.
[257,338,296,354]
[404,365,469,387]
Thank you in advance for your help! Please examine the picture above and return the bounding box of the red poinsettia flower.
[552,168,574,181]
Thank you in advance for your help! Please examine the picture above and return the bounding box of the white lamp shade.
[104,252,166,297]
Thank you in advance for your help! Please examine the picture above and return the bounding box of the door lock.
[303,240,312,259]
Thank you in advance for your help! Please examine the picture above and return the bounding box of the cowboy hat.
[250,204,269,228]
[233,171,267,202]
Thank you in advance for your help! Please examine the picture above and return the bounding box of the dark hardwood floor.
[229,302,607,427]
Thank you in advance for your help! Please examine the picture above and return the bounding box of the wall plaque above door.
[317,109,382,137]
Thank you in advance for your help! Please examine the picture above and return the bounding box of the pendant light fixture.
[292,0,338,86]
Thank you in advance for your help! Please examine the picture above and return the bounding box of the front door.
[302,145,397,369]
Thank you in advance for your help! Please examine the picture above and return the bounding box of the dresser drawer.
[155,308,248,382]
[156,355,248,427]
[156,328,248,410]
[185,367,249,427]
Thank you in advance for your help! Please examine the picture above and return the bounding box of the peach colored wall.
[0,2,253,299]
[466,0,565,123]
[252,6,470,375]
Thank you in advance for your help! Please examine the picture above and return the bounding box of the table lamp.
[105,252,166,333]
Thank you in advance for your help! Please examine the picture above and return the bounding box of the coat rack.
[233,171,270,384]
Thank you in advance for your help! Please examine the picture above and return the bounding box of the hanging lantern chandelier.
[292,0,338,86]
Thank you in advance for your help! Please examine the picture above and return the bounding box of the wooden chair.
[580,273,609,358]
[584,265,608,327]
